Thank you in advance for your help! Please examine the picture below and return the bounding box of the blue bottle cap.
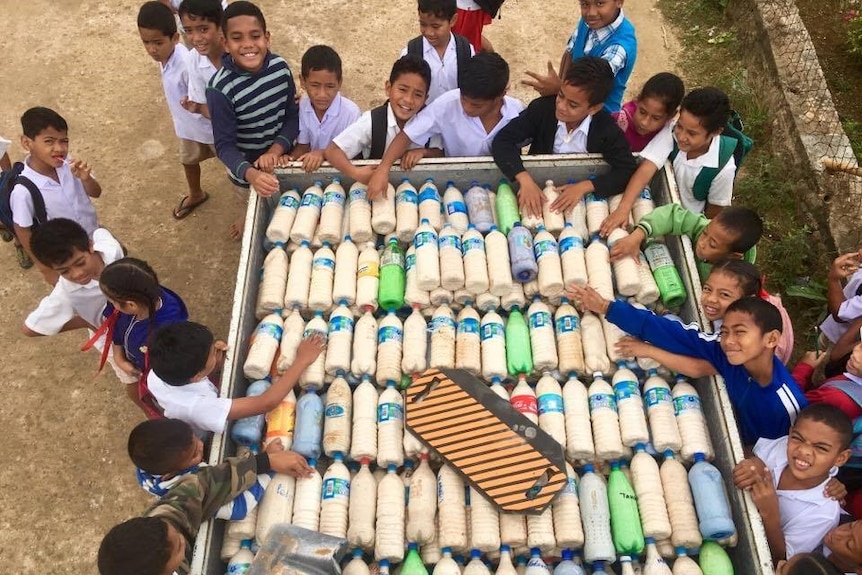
[647,368,658,376]
[516,556,527,565]
[675,546,687,556]
[322,241,331,248]
[333,176,341,183]
[442,547,452,555]
[240,538,253,548]
[491,376,502,384]
[513,221,522,228]
[379,559,390,568]
[634,443,646,452]
[352,548,363,558]
[408,542,418,551]
[468,223,476,230]
[386,380,396,388]
[446,180,455,187]
[314,180,323,187]
[560,296,569,304]
[387,464,397,473]
[344,234,352,242]
[583,463,594,473]
[490,224,498,231]
[563,221,572,228]
[404,460,415,469]
[471,549,482,559]
[333,451,344,461]
[500,545,511,553]
[694,452,706,462]
[561,549,573,561]
[664,449,675,459]
[338,299,349,306]
[421,218,430,225]
[308,458,317,467]
[610,460,621,470]
[644,537,655,544]
[301,240,310,247]
[530,547,541,557]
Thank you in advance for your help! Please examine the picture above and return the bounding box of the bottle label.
[378,402,404,422]
[405,253,416,271]
[589,393,617,412]
[613,379,639,400]
[414,230,437,249]
[639,187,653,200]
[645,244,674,270]
[419,186,440,203]
[328,315,354,334]
[481,321,504,341]
[673,394,703,415]
[538,393,564,414]
[257,321,283,341]
[584,193,602,204]
[446,200,467,216]
[397,189,418,205]
[555,315,580,333]
[513,233,533,250]
[527,558,546,569]
[303,327,327,340]
[324,404,346,418]
[349,187,367,202]
[529,311,552,329]
[322,477,350,500]
[227,563,251,575]
[357,262,379,278]
[429,316,456,332]
[279,194,300,209]
[559,235,584,253]
[439,234,462,251]
[458,317,480,334]
[313,256,335,271]
[380,250,405,267]
[644,387,672,407]
[562,475,578,495]
[511,395,538,415]
[462,237,484,254]
[378,326,403,344]
[323,190,344,206]
[300,193,323,209]
[533,239,558,260]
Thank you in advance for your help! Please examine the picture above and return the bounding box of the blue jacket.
[570,16,637,113]
[605,299,807,445]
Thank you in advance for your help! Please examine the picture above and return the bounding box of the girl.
[99,257,188,415]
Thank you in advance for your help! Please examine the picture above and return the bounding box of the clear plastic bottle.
[256,472,295,545]
[396,178,420,243]
[671,547,703,575]
[300,312,328,388]
[553,549,586,575]
[465,181,495,233]
[349,376,378,461]
[266,187,301,246]
[525,548,550,575]
[430,304,457,369]
[480,310,507,381]
[376,312,403,385]
[584,193,609,237]
[456,305,482,374]
[406,453,437,545]
[343,549,371,575]
[414,219,441,291]
[402,306,429,375]
[537,373,566,448]
[584,235,614,301]
[581,312,611,375]
[486,225,514,296]
[630,444,672,541]
[319,452,351,538]
[579,463,615,564]
[434,547,461,575]
[256,247,288,318]
[672,380,714,461]
[643,538,673,575]
[660,451,702,550]
[231,379,270,446]
[375,464,406,562]
[534,226,563,299]
[563,374,595,462]
[437,464,468,551]
[444,181,470,233]
[555,300,585,377]
[379,237,406,311]
[323,376,352,456]
[319,177,346,244]
[463,226,490,295]
[371,182,397,235]
[333,238,359,307]
[227,539,254,575]
[264,389,296,450]
[292,458,322,531]
[405,245,431,308]
[376,380,405,467]
[325,304,354,376]
[588,373,625,461]
[419,178,443,231]
[643,371,682,454]
[440,223,466,291]
[607,229,641,297]
[244,313,283,380]
[349,182,374,244]
[541,180,565,234]
[501,281,527,312]
[527,507,556,553]
[509,223,538,283]
[528,298,558,372]
[290,180,324,244]
[470,486,501,552]
[559,223,588,287]
[356,242,381,311]
[553,463,585,551]
[464,549,491,575]
[612,363,649,447]
[497,545,520,575]
[347,457,376,550]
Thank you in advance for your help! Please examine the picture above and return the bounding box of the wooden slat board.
[405,368,567,514]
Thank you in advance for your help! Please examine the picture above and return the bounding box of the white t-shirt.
[820,268,862,343]
[399,35,476,103]
[754,435,841,558]
[25,228,124,334]
[403,89,525,157]
[161,43,214,144]
[10,156,99,235]
[147,370,232,434]
[332,103,442,159]
[553,115,592,154]
[296,93,361,151]
[639,121,736,214]
[457,0,482,8]
[186,48,219,108]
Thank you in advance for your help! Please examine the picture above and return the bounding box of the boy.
[492,56,636,218]
[206,1,299,236]
[616,87,737,217]
[10,107,101,283]
[367,52,524,199]
[523,0,636,113]
[289,45,361,173]
[325,55,442,182]
[98,444,313,575]
[400,0,475,103]
[138,1,217,220]
[733,403,852,560]
[178,0,224,121]
[819,250,862,377]
[609,202,763,282]
[567,285,808,447]
[146,321,324,435]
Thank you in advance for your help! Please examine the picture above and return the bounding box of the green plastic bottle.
[643,241,686,308]
[378,237,405,311]
[608,460,644,556]
[506,306,534,376]
[698,541,734,575]
[401,542,429,575]
[496,179,520,236]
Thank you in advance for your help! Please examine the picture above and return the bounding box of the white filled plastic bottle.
[602,316,630,365]
[672,380,715,461]
[470,487,501,552]
[266,187,301,246]
[376,312,404,386]
[244,313,283,380]
[405,245,431,309]
[563,374,595,462]
[511,375,538,424]
[349,376,378,461]
[541,180,565,233]
[323,376,352,456]
[356,242,380,311]
[555,300,585,377]
[630,445,672,541]
[463,226,490,295]
[376,380,404,467]
[534,226,564,299]
[292,458,322,531]
[430,304,457,369]
[347,457,377,550]
[659,451,702,550]
[579,463,616,564]
[581,313,611,374]
[308,243,336,311]
[501,281,527,312]
[612,363,649,447]
[444,181,470,234]
[537,373,566,448]
[343,549,371,575]
[559,223,588,288]
[228,540,254,574]
[584,194,609,237]
[434,547,461,575]
[256,247,288,318]
[319,452,351,538]
[277,309,304,374]
[324,304,353,376]
[465,181,495,233]
[406,453,438,545]
[565,193,589,242]
[375,464,406,562]
[632,186,656,224]
[671,547,703,575]
[643,371,682,454]
[349,182,373,244]
[480,310,507,381]
[351,308,378,377]
[465,549,492,575]
[440,223,466,291]
[333,237,359,307]
[588,373,625,461]
[584,235,614,301]
[456,305,482,374]
[525,547,550,575]
[643,537,673,575]
[607,229,641,297]
[402,306,429,375]
[528,298,559,372]
[414,219,441,291]
[284,240,313,310]
[396,178,420,243]
[486,225,514,297]
[256,472,295,545]
[553,462,585,550]
[437,464,468,551]
[290,181,324,244]
[527,507,556,553]
[431,287,454,307]
[418,178,443,231]
[497,545,520,575]
[319,178,346,245]
[371,182,396,235]
[299,312,328,389]
[635,252,662,305]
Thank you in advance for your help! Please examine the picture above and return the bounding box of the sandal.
[172,192,210,220]
[15,243,33,269]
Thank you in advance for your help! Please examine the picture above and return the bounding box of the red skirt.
[453,8,493,53]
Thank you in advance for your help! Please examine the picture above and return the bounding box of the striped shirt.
[566,10,629,75]
[206,51,299,186]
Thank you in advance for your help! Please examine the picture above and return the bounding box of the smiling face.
[22,126,69,174]
[824,520,862,571]
[418,11,455,49]
[579,0,623,29]
[784,416,850,487]
[180,13,221,57]
[301,68,341,116]
[138,27,177,65]
[718,310,777,366]
[701,271,745,322]
[385,72,429,125]
[673,109,720,156]
[556,82,603,129]
[460,95,501,119]
[51,245,103,285]
[695,221,739,263]
[223,14,269,73]
[632,95,671,136]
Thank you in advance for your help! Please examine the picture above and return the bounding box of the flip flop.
[172,192,210,220]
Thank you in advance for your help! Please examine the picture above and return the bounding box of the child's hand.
[799,350,828,368]
[609,229,645,262]
[400,149,426,171]
[551,180,591,213]
[521,60,562,97]
[824,477,847,504]
[254,152,281,173]
[367,170,389,201]
[247,169,280,197]
[748,467,779,518]
[295,332,326,367]
[352,165,375,185]
[565,284,610,315]
[732,456,767,489]
[829,251,862,281]
[68,158,93,182]
[264,438,285,453]
[615,336,653,359]
[117,358,142,378]
[516,175,545,219]
[179,96,200,115]
[298,150,325,173]
[600,207,631,238]
[268,449,315,478]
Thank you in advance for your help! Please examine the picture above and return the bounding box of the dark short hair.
[563,56,614,107]
[708,259,762,297]
[128,419,197,475]
[460,52,508,100]
[100,258,161,322]
[29,218,90,267]
[639,72,685,115]
[389,55,432,93]
[713,206,763,254]
[21,107,68,140]
[680,86,731,134]
[137,1,177,37]
[98,517,171,575]
[783,552,845,575]
[222,0,266,33]
[418,0,456,20]
[148,321,214,385]
[725,297,782,334]
[797,403,854,450]
[301,45,343,80]
[178,0,224,26]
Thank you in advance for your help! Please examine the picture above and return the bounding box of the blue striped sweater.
[206,51,299,186]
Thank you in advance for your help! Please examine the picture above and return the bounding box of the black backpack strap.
[15,175,48,226]
[454,34,472,89]
[407,36,423,59]
[369,103,390,160]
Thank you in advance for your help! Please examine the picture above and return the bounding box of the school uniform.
[296,93,361,151]
[793,363,862,420]
[403,88,524,157]
[186,49,219,108]
[399,35,476,103]
[160,44,215,161]
[332,103,442,159]
[0,135,10,159]
[820,268,862,344]
[453,0,492,53]
[613,100,664,152]
[491,94,636,197]
[147,370,231,434]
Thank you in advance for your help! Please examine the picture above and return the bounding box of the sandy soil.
[0,0,678,571]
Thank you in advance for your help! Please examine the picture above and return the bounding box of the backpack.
[474,0,505,17]
[669,110,754,202]
[0,161,47,236]
[369,103,390,161]
[407,33,473,90]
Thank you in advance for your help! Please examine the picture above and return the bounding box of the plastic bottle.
[347,457,376,549]
[601,316,629,365]
[438,223,466,291]
[508,223,538,283]
[562,374,595,462]
[643,371,682,454]
[506,307,534,376]
[374,312,403,385]
[528,298,558,372]
[588,373,625,461]
[671,547,703,575]
[379,237,406,311]
[244,313,283,380]
[290,181,324,244]
[325,304,354,376]
[470,486,501,552]
[351,308,378,377]
[319,452,351,538]
[495,180,520,235]
[584,194,609,237]
[433,548,461,575]
[629,445,672,541]
[552,463,584,551]
[496,546,519,575]
[463,226,490,294]
[619,556,635,575]
[430,304,457,369]
[584,235,614,301]
[231,379,271,446]
[350,376,378,461]
[255,470,295,545]
[293,387,324,459]
[465,181,495,233]
[343,549,371,575]
[537,373,566,447]
[638,538,671,575]
[485,225,514,296]
[256,247,288,318]
[401,543,429,575]
[299,312,328,388]
[441,181,468,233]
[292,458,322,531]
[576,464,615,565]
[371,182,396,235]
[356,242,380,311]
[632,186,656,224]
[581,312,611,374]
[376,380,404,467]
[455,305,481,374]
[333,238,359,307]
[612,364,649,447]
[414,219,441,291]
[405,245,431,308]
[419,178,443,231]
[698,541,733,575]
[396,178,420,243]
[462,549,490,575]
[349,182,374,244]
[688,453,736,541]
[405,453,437,545]
[438,465,468,551]
[266,188,301,246]
[540,180,565,233]
[607,460,645,555]
[607,229,641,297]
[559,223,588,288]
[431,287,455,307]
[553,549,585,575]
[264,389,296,450]
[511,375,538,424]
[555,300,585,377]
[323,376,352,456]
[644,242,686,308]
[318,177,346,244]
[672,380,714,460]
[660,451,702,549]
[402,306,429,375]
[534,226,564,298]
[525,548,550,575]
[375,464,406,562]
[502,281,527,312]
[479,310,506,381]
[227,539,254,574]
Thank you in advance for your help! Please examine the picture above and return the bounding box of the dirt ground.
[0,1,678,571]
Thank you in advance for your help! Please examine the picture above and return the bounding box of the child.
[146,321,324,435]
[820,250,862,378]
[793,343,862,421]
[613,72,685,153]
[98,446,313,575]
[138,1,217,220]
[615,87,736,218]
[177,0,224,121]
[99,257,189,413]
[129,418,272,520]
[10,107,101,283]
[206,0,300,236]
[289,45,361,173]
[774,553,845,575]
[491,56,636,218]
[325,56,441,182]
[452,0,495,53]
[400,0,475,103]
[609,202,763,283]
[367,52,524,199]
[733,403,852,560]
[522,0,637,113]
[567,284,808,447]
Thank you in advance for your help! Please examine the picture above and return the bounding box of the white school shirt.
[553,114,592,154]
[403,89,525,157]
[457,0,482,8]
[754,435,841,558]
[161,43,214,144]
[399,35,476,103]
[820,268,862,343]
[147,370,232,434]
[296,93,362,151]
[10,156,99,235]
[332,103,443,159]
[25,228,123,335]
[0,136,10,159]
[639,121,735,214]
[186,49,219,107]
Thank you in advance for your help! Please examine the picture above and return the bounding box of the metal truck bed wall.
[190,155,773,575]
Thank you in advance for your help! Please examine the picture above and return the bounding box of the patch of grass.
[841,117,862,159]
